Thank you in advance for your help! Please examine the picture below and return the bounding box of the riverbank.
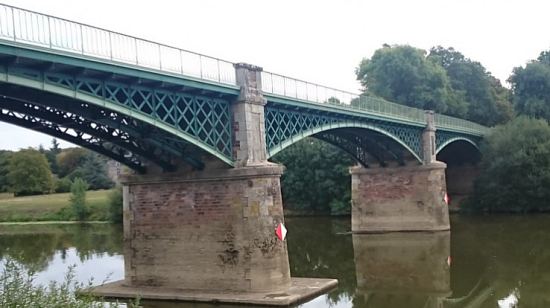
[0,190,111,222]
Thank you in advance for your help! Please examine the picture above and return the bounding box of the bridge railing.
[0,3,489,136]
[0,4,236,85]
[434,114,489,135]
[262,71,427,125]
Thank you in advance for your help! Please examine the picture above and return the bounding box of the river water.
[0,214,549,307]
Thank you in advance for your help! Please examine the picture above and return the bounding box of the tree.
[469,117,550,212]
[0,151,12,192]
[56,148,87,178]
[108,186,123,223]
[70,177,88,221]
[356,44,460,114]
[45,138,61,175]
[7,149,54,196]
[509,50,550,121]
[428,46,513,125]
[271,138,354,215]
[71,152,114,190]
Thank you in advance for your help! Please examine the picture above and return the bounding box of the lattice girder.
[0,83,210,170]
[0,103,146,172]
[265,104,425,162]
[1,64,234,164]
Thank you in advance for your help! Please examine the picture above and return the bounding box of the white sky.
[0,0,549,150]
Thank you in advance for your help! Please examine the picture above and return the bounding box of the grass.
[0,190,112,222]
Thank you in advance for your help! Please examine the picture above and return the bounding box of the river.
[0,214,549,307]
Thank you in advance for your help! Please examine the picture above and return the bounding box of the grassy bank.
[0,190,111,222]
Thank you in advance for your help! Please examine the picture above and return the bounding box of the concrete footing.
[89,277,338,306]
[350,162,450,233]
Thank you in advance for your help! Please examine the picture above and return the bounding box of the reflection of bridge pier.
[352,232,451,307]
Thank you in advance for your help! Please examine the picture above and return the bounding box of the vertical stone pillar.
[232,63,268,167]
[121,167,291,292]
[350,163,450,232]
[422,110,437,164]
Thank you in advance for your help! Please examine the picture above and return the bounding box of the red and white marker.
[275,223,287,241]
[443,192,450,205]
[447,256,452,267]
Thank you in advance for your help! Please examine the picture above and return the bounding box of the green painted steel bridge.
[0,4,487,172]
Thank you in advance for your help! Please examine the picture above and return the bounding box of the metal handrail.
[262,70,489,134]
[0,3,488,135]
[0,3,236,85]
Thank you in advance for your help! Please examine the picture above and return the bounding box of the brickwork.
[350,162,450,232]
[121,165,291,292]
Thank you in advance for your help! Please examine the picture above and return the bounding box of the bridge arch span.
[0,69,236,171]
[436,136,480,155]
[267,121,423,165]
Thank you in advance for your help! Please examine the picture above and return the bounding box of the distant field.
[0,190,111,222]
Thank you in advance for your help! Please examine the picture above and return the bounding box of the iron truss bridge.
[0,4,487,172]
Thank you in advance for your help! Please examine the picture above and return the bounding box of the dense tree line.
[277,45,550,214]
[0,139,114,196]
[356,45,513,126]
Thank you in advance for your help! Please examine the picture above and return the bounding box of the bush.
[55,177,73,193]
[108,186,123,223]
[468,117,550,212]
[0,258,138,307]
[70,178,89,221]
[271,138,355,215]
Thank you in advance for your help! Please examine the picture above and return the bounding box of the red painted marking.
[275,223,287,241]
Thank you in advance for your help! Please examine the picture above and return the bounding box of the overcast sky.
[0,0,549,150]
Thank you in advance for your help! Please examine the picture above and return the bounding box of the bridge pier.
[350,162,450,233]
[90,63,336,305]
[350,110,450,233]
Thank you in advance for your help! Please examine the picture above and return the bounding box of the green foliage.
[108,186,123,223]
[57,148,87,178]
[55,177,73,193]
[356,44,457,113]
[7,149,54,196]
[0,150,12,193]
[272,138,354,215]
[45,138,61,175]
[356,45,513,126]
[0,258,138,307]
[509,50,550,121]
[468,117,550,212]
[70,178,89,221]
[72,153,114,190]
[429,46,513,125]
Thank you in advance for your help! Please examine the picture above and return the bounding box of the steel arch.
[436,136,480,155]
[0,68,234,166]
[267,122,423,163]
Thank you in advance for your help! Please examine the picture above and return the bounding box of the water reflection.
[352,232,451,307]
[1,215,550,307]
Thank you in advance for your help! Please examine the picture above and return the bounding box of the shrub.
[55,177,73,193]
[108,186,123,223]
[0,258,138,307]
[468,117,550,212]
[70,178,89,221]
